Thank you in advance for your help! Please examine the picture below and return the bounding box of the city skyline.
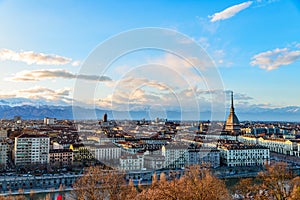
[0,0,300,121]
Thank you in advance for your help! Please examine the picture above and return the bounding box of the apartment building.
[49,149,73,166]
[258,137,293,155]
[14,133,50,165]
[218,142,270,167]
[88,143,121,161]
[162,143,188,169]
[119,154,144,171]
[188,144,220,168]
[0,140,8,168]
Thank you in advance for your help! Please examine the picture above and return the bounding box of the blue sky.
[0,0,300,115]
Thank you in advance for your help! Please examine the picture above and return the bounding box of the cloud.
[18,86,71,100]
[18,86,70,96]
[116,77,170,91]
[96,84,231,112]
[112,54,207,92]
[0,48,74,65]
[0,94,16,99]
[98,52,224,111]
[96,77,178,110]
[209,1,253,22]
[9,69,112,82]
[150,54,209,85]
[0,86,73,104]
[71,60,81,66]
[224,90,253,101]
[250,48,300,70]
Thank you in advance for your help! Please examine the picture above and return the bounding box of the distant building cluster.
[0,92,300,174]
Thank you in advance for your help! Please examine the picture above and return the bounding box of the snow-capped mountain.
[0,97,300,121]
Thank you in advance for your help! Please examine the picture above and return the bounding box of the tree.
[71,166,138,200]
[137,165,230,200]
[235,162,300,200]
[290,177,300,200]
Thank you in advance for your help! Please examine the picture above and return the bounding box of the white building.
[119,154,144,171]
[218,142,270,167]
[14,133,50,165]
[295,143,300,157]
[162,143,188,169]
[238,136,298,156]
[238,135,258,145]
[44,117,55,125]
[88,143,121,161]
[258,137,293,155]
[0,140,8,168]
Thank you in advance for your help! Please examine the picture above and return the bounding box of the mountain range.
[0,98,300,121]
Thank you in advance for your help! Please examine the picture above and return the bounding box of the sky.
[0,0,300,119]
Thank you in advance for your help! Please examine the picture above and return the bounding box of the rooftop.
[16,133,49,138]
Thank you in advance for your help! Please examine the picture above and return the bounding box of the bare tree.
[70,166,138,200]
[289,176,300,200]
[235,162,300,200]
[137,165,230,200]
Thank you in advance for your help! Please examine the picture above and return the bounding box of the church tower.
[224,91,240,135]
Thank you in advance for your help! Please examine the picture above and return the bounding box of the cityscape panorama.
[0,1,300,199]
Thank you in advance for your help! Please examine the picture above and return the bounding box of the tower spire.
[225,90,240,135]
[230,91,234,113]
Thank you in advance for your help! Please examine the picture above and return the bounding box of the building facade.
[14,134,50,165]
[238,135,258,145]
[89,143,121,161]
[188,145,220,168]
[49,149,73,167]
[0,140,8,168]
[162,143,188,169]
[258,137,293,155]
[218,142,270,167]
[144,154,165,170]
[70,144,94,164]
[119,154,144,171]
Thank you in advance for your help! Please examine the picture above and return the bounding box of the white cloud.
[96,83,230,112]
[71,60,81,66]
[9,69,112,82]
[101,53,224,111]
[209,1,253,22]
[18,86,71,100]
[118,77,170,91]
[18,86,70,96]
[251,48,300,70]
[0,48,74,65]
[0,86,72,104]
[0,94,16,99]
[95,77,177,110]
[112,54,207,91]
